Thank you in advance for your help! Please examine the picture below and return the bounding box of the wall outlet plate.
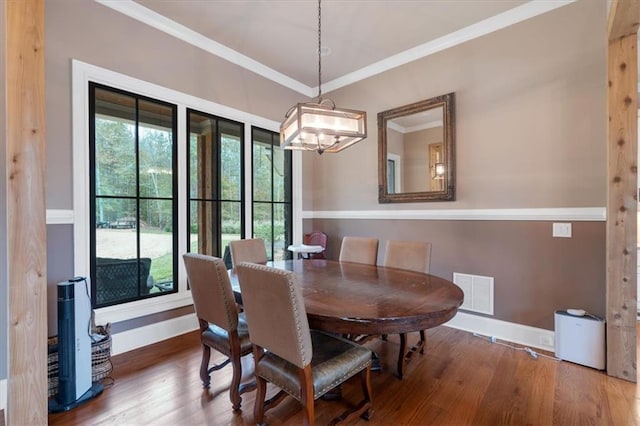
[540,335,554,347]
[552,222,572,238]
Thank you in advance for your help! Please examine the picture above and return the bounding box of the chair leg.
[300,366,315,426]
[397,333,407,379]
[330,366,373,425]
[419,329,426,354]
[229,351,242,411]
[200,345,211,387]
[254,375,268,426]
[360,366,373,420]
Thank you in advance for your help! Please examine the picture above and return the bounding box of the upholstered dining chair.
[382,240,432,378]
[182,253,255,411]
[338,236,379,265]
[302,231,328,259]
[229,238,268,268]
[236,262,373,426]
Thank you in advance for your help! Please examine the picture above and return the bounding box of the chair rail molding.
[46,209,74,224]
[302,207,606,222]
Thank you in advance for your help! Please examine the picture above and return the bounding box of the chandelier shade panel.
[280,101,367,154]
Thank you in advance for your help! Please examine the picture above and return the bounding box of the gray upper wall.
[45,0,607,211]
[45,0,304,209]
[303,0,606,211]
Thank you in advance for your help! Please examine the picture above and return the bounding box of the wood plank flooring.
[48,326,638,425]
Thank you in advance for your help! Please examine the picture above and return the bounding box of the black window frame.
[251,126,293,261]
[186,108,246,265]
[89,82,179,308]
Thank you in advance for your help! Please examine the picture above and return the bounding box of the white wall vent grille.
[453,273,494,315]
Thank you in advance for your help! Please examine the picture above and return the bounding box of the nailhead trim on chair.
[213,258,237,331]
[258,356,371,401]
[314,359,371,399]
[242,263,311,366]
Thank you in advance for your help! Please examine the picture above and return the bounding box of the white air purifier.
[554,310,605,370]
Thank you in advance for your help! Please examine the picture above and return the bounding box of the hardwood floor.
[48,326,638,425]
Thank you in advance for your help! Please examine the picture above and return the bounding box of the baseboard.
[110,313,198,356]
[110,309,554,360]
[445,311,555,352]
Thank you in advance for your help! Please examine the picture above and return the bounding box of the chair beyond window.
[94,257,152,306]
[236,262,373,425]
[229,238,268,268]
[339,236,379,265]
[182,253,255,410]
[382,240,432,378]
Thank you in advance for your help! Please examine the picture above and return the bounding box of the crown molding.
[95,0,575,96]
[95,0,315,97]
[320,0,576,92]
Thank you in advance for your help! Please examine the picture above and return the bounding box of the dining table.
[229,258,464,378]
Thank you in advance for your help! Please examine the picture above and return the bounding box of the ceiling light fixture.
[279,0,367,154]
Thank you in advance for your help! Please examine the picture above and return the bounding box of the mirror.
[378,93,455,203]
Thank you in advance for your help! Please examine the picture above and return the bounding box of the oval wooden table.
[230,259,464,378]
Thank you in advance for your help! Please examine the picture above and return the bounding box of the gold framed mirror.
[378,92,455,203]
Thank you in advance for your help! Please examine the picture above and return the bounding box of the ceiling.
[99,0,574,97]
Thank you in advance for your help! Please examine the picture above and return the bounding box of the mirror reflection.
[378,93,455,203]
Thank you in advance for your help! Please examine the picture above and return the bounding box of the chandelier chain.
[317,0,322,100]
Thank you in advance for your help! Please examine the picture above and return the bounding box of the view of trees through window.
[252,128,292,261]
[91,84,177,307]
[91,84,293,308]
[188,111,244,266]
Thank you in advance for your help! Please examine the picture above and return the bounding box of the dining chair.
[235,262,373,426]
[338,236,379,265]
[382,239,432,379]
[229,238,267,268]
[182,253,255,410]
[302,230,327,259]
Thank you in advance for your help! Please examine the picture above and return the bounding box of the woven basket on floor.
[48,323,112,397]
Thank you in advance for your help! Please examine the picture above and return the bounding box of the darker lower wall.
[305,219,606,330]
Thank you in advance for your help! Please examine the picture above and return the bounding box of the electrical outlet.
[552,222,572,238]
[540,335,554,347]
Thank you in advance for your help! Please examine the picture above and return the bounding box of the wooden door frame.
[606,0,639,382]
[5,0,48,422]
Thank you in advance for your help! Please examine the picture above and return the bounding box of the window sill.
[94,291,193,325]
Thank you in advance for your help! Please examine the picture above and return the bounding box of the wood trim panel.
[6,0,48,422]
[606,31,637,381]
[608,0,640,41]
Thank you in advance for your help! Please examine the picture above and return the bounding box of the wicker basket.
[48,323,112,397]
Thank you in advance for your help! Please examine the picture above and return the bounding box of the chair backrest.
[229,238,268,267]
[383,240,432,274]
[183,253,238,332]
[339,236,379,265]
[303,231,327,259]
[236,262,312,369]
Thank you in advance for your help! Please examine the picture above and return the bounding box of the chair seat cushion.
[256,330,371,401]
[202,313,253,356]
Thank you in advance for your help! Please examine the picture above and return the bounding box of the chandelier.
[279,0,367,154]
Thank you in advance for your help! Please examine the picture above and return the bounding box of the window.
[252,128,292,260]
[90,83,178,308]
[75,61,298,321]
[187,109,244,268]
